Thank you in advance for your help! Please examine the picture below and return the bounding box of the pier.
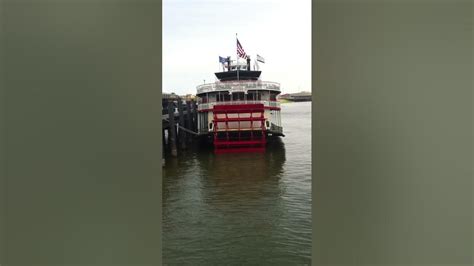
[162,93,199,165]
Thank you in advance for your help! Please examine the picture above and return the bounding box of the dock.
[162,93,199,165]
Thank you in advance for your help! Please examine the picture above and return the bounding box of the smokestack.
[247,56,250,71]
[227,56,231,72]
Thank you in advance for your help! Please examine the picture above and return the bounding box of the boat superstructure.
[196,55,284,153]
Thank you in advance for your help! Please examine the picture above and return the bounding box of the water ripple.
[164,102,311,265]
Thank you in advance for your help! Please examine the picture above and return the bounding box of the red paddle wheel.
[212,103,266,153]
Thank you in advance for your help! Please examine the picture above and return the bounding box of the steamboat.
[196,52,284,153]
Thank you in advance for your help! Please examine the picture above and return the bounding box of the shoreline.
[278,99,311,104]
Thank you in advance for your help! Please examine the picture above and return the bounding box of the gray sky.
[163,0,311,95]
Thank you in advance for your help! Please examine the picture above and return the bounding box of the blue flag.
[219,56,228,64]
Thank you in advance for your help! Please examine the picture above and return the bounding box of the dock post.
[162,128,166,166]
[167,100,178,157]
[163,128,167,146]
[192,100,198,132]
[186,100,193,143]
[177,98,186,149]
[162,136,165,167]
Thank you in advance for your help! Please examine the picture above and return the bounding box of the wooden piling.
[167,100,178,156]
[192,100,198,132]
[162,128,166,166]
[163,128,167,146]
[186,101,193,143]
[177,99,186,149]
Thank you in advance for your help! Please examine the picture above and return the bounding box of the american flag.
[236,38,247,59]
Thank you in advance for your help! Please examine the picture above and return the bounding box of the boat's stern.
[211,103,266,153]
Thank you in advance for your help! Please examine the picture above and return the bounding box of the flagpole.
[236,33,239,81]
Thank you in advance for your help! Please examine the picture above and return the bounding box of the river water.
[163,101,312,265]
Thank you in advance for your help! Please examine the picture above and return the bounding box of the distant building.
[162,92,179,100]
[278,93,291,100]
[182,94,196,101]
[162,92,197,101]
[278,91,311,102]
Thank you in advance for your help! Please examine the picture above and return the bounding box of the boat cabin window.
[270,92,277,101]
[246,91,261,101]
[246,92,255,101]
[208,93,216,102]
[233,92,245,101]
[216,92,231,102]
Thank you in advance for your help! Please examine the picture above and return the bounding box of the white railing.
[196,80,280,94]
[197,100,280,111]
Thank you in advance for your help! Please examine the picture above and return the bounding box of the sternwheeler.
[196,38,284,153]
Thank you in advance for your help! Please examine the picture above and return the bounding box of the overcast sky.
[163,0,311,95]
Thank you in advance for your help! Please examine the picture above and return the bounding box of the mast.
[236,33,239,81]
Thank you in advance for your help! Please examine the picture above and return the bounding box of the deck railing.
[198,100,280,111]
[196,80,280,94]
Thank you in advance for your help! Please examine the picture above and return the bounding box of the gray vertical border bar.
[0,0,6,264]
[158,0,163,263]
[311,0,316,265]
[2,0,162,264]
[314,0,472,265]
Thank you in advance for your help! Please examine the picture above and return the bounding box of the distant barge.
[196,55,284,153]
[278,92,312,102]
